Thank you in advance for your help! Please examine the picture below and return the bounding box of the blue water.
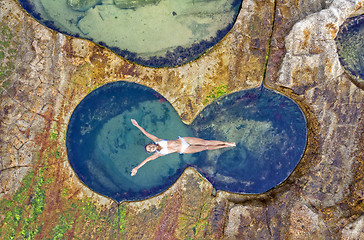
[191,87,307,193]
[66,81,307,202]
[17,0,242,67]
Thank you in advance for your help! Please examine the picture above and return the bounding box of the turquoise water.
[66,82,307,202]
[336,15,364,88]
[18,0,242,67]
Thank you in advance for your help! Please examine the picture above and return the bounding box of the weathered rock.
[264,0,364,237]
[0,2,58,198]
[288,202,329,238]
[265,0,334,83]
[341,216,364,239]
[225,205,271,239]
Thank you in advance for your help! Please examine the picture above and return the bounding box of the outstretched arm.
[131,153,161,176]
[131,119,160,142]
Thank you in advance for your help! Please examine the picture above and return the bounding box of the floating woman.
[130,119,236,176]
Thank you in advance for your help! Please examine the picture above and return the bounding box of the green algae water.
[66,82,307,202]
[336,15,364,88]
[18,0,242,67]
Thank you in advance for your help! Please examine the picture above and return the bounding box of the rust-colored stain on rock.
[325,22,338,39]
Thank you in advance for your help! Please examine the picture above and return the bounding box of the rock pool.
[66,81,307,202]
[18,0,242,67]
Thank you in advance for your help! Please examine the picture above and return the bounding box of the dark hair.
[145,143,157,153]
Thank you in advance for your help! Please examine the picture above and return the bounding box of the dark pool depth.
[17,0,242,68]
[66,82,307,202]
[191,87,307,193]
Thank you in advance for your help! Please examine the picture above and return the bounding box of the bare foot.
[228,142,236,147]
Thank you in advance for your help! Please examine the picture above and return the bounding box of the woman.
[130,119,235,176]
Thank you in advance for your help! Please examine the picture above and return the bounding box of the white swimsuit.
[178,137,190,154]
[155,137,190,155]
[156,140,169,155]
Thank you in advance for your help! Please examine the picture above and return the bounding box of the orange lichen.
[325,57,333,74]
[291,66,319,94]
[325,23,338,39]
[354,2,364,11]
[301,28,311,50]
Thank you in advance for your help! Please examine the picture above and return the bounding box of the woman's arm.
[131,119,160,142]
[131,153,160,176]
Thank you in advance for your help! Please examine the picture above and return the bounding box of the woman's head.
[145,143,157,153]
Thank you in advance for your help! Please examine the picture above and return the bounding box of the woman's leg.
[183,144,234,154]
[183,145,208,154]
[183,137,235,147]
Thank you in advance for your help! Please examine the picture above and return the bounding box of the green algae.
[50,212,75,239]
[0,169,46,240]
[191,202,209,238]
[50,131,58,141]
[0,133,129,239]
[203,85,228,105]
[113,205,127,234]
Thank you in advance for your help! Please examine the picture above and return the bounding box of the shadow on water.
[66,81,307,203]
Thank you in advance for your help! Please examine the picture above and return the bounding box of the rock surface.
[0,0,363,239]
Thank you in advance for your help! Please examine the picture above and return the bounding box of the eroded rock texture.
[0,0,363,239]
